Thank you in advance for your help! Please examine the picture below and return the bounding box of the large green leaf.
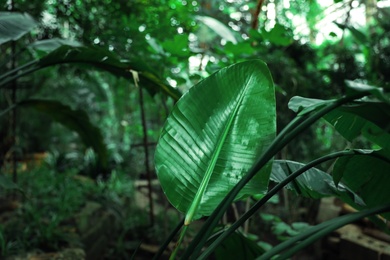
[18,99,108,172]
[155,60,275,224]
[333,150,390,219]
[0,12,37,45]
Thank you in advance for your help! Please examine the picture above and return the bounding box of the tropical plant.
[152,60,390,259]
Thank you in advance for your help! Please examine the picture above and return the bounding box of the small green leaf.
[28,38,82,55]
[288,96,334,116]
[196,15,238,44]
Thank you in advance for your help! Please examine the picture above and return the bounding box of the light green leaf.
[28,38,82,54]
[0,12,37,44]
[155,60,275,223]
[196,15,238,44]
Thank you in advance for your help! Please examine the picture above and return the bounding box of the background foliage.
[1,0,390,259]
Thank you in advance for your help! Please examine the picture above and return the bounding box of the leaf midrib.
[184,77,252,225]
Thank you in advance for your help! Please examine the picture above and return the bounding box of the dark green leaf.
[333,150,390,219]
[289,96,390,152]
[0,12,37,44]
[271,160,362,203]
[212,230,264,260]
[155,60,275,223]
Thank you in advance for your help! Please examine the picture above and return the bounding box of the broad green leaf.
[196,15,238,44]
[0,12,37,45]
[18,99,108,172]
[271,160,363,204]
[155,60,275,223]
[333,150,390,219]
[35,45,181,100]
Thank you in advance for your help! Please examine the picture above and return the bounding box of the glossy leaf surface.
[155,60,275,222]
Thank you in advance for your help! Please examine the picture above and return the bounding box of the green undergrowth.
[0,165,147,258]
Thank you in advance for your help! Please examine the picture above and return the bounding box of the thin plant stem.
[169,225,188,260]
[153,218,184,260]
